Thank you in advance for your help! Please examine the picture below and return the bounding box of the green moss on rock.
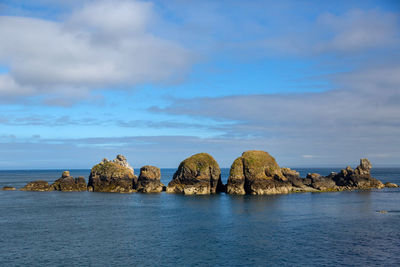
[88,156,136,193]
[167,153,223,194]
[91,161,134,179]
[241,150,284,180]
[227,150,287,195]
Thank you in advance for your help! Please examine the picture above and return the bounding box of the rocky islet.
[166,153,224,195]
[16,151,396,195]
[135,165,165,193]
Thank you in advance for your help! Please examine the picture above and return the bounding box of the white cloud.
[0,0,191,104]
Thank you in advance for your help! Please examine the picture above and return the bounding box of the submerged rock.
[136,165,164,193]
[88,155,137,193]
[2,186,16,191]
[166,153,223,195]
[52,171,87,191]
[20,180,53,191]
[226,150,291,195]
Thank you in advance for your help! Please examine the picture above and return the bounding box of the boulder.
[306,173,337,191]
[136,166,164,193]
[20,180,53,191]
[52,171,87,191]
[2,186,16,191]
[385,182,398,188]
[166,153,223,195]
[226,150,292,195]
[281,167,300,179]
[88,155,137,193]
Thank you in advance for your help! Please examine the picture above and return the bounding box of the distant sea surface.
[1,168,399,266]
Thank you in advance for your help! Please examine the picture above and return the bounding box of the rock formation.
[166,153,223,194]
[330,159,384,189]
[2,186,16,191]
[52,171,87,191]
[227,151,385,195]
[20,180,53,191]
[226,150,293,195]
[385,182,398,188]
[88,155,137,193]
[135,165,164,193]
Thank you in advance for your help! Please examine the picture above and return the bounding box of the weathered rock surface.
[88,155,137,193]
[227,151,385,195]
[331,159,384,189]
[166,153,223,195]
[2,186,16,191]
[20,180,53,191]
[385,182,398,188]
[136,165,164,193]
[226,150,290,195]
[52,171,87,191]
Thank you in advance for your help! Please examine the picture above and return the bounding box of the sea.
[1,168,399,266]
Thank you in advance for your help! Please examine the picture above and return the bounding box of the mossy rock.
[52,172,87,192]
[88,158,136,193]
[167,153,223,194]
[242,150,284,180]
[20,180,53,191]
[136,166,164,193]
[91,161,134,179]
[227,150,287,195]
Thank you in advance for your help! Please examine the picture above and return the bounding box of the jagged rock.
[332,158,384,189]
[355,159,372,176]
[281,168,300,179]
[2,186,16,191]
[20,180,53,191]
[307,173,321,179]
[226,150,292,195]
[166,153,223,195]
[52,171,87,191]
[385,182,398,188]
[306,173,337,191]
[113,155,134,171]
[88,155,137,193]
[136,166,164,193]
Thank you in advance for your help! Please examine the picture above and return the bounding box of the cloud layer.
[0,0,191,104]
[152,64,400,164]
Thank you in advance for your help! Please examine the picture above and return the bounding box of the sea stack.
[52,171,87,191]
[226,150,293,195]
[166,153,223,195]
[136,165,164,193]
[88,155,137,193]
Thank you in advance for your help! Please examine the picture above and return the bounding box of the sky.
[0,0,399,169]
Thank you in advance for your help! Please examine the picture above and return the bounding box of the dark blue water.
[1,168,399,266]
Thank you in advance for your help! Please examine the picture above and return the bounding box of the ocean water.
[0,168,399,266]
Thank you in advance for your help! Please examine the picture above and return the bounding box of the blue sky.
[0,0,399,169]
